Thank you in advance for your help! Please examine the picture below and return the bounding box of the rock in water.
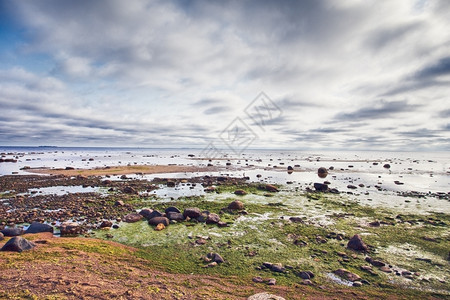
[148,217,169,226]
[347,234,368,251]
[228,200,244,210]
[1,227,24,237]
[25,222,54,234]
[313,183,328,192]
[1,236,36,252]
[248,292,285,300]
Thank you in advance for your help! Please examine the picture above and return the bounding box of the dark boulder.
[265,184,279,192]
[148,217,170,227]
[234,189,247,196]
[383,164,391,169]
[1,236,36,252]
[167,212,184,221]
[100,220,113,228]
[139,208,154,219]
[25,222,54,234]
[287,166,294,171]
[313,183,328,192]
[207,252,224,263]
[183,207,202,219]
[1,227,24,237]
[165,206,181,214]
[145,210,163,220]
[347,234,368,251]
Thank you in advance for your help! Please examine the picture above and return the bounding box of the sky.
[0,0,449,151]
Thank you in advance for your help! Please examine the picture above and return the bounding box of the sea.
[1,146,449,214]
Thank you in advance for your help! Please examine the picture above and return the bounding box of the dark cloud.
[334,100,419,121]
[413,56,450,80]
[397,128,440,138]
[365,23,422,51]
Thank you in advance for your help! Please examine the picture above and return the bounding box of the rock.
[302,279,313,285]
[383,164,391,169]
[234,189,247,196]
[148,217,169,227]
[205,261,217,268]
[207,252,225,263]
[379,266,392,273]
[267,278,276,285]
[122,186,137,194]
[123,213,143,223]
[99,220,113,228]
[167,212,184,221]
[347,234,368,251]
[289,217,304,223]
[252,276,264,283]
[217,221,228,227]
[247,292,285,300]
[365,256,385,267]
[297,271,311,279]
[287,166,294,171]
[353,281,362,287]
[347,185,357,189]
[145,210,163,220]
[228,200,244,210]
[265,184,279,192]
[313,183,328,192]
[1,227,24,237]
[166,181,176,187]
[155,223,165,231]
[334,268,361,282]
[120,175,128,179]
[183,207,202,219]
[114,200,125,206]
[60,222,82,236]
[269,263,285,273]
[139,208,154,219]
[1,236,36,252]
[204,186,216,193]
[369,221,380,227]
[206,213,220,224]
[25,222,54,234]
[165,206,181,214]
[318,167,328,178]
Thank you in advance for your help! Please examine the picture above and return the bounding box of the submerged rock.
[347,234,368,251]
[25,222,54,234]
[1,236,36,252]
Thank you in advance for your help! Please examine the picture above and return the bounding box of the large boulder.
[165,206,181,214]
[25,222,54,234]
[1,227,24,237]
[183,207,202,219]
[1,236,36,252]
[148,217,170,227]
[347,234,368,251]
[123,213,143,223]
[228,200,244,210]
[60,222,82,236]
[139,208,154,219]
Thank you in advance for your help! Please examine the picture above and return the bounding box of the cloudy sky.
[0,0,449,151]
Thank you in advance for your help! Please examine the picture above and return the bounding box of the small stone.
[302,279,313,285]
[265,184,279,192]
[207,252,225,264]
[99,220,113,228]
[297,271,310,279]
[252,276,264,283]
[270,263,285,273]
[353,281,362,287]
[334,268,361,282]
[234,189,247,196]
[123,213,143,223]
[206,213,220,224]
[148,217,169,227]
[380,266,392,273]
[267,278,276,285]
[183,207,202,219]
[114,200,124,206]
[154,223,165,231]
[347,234,368,251]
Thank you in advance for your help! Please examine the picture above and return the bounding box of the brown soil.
[0,233,408,300]
[26,165,217,176]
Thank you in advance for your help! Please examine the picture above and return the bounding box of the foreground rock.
[228,200,244,210]
[25,222,54,234]
[148,217,170,227]
[1,236,36,252]
[347,234,368,251]
[183,207,202,219]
